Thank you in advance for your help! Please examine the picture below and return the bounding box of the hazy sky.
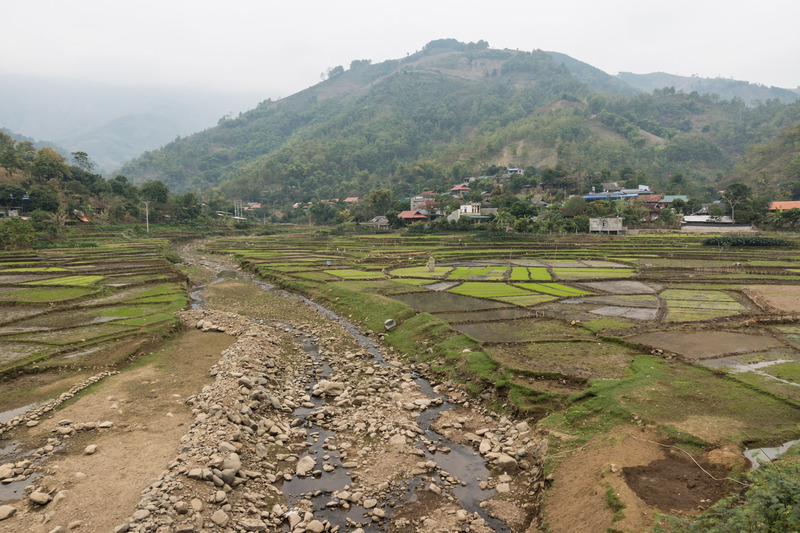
[5,0,800,98]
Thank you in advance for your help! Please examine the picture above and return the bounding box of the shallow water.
[194,262,509,531]
[744,439,800,469]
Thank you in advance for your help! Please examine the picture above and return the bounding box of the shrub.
[703,235,791,247]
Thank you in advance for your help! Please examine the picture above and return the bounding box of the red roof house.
[398,210,428,223]
[768,201,800,211]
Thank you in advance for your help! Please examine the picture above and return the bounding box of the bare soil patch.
[744,284,800,313]
[623,451,731,512]
[0,329,235,532]
[543,427,733,533]
[630,330,783,360]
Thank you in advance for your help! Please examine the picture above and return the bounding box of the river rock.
[0,505,16,520]
[241,517,267,531]
[306,520,325,533]
[29,491,52,505]
[84,444,98,455]
[317,380,345,396]
[296,456,316,476]
[495,453,518,473]
[220,453,241,472]
[479,439,492,454]
[210,509,229,527]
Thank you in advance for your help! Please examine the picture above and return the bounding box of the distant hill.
[113,39,800,203]
[617,72,800,106]
[0,75,264,173]
[545,52,640,95]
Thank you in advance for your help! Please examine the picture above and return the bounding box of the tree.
[0,184,25,215]
[0,131,18,174]
[71,151,95,173]
[32,147,70,182]
[0,218,35,249]
[140,180,170,205]
[365,188,393,218]
[721,183,751,223]
[562,196,587,217]
[28,186,60,213]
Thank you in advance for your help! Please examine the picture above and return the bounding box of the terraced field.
[208,231,800,450]
[0,241,187,410]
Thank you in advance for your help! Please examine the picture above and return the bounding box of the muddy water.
[194,263,508,531]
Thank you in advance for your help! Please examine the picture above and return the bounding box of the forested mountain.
[117,39,800,204]
[617,72,800,106]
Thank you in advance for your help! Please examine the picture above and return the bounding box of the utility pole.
[143,201,149,234]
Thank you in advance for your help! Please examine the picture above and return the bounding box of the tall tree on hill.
[721,183,751,223]
[32,147,70,182]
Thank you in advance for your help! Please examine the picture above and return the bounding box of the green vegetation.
[704,235,792,247]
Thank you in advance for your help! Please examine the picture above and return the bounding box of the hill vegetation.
[116,39,800,208]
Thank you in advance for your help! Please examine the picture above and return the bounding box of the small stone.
[220,453,241,472]
[363,498,378,509]
[113,524,130,533]
[211,510,229,527]
[29,491,52,505]
[241,517,267,531]
[131,509,150,521]
[84,444,98,455]
[305,520,325,533]
[190,498,203,511]
[0,505,16,520]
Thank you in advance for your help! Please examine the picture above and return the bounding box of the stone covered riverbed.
[0,248,548,532]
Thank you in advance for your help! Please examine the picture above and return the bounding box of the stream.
[188,259,509,531]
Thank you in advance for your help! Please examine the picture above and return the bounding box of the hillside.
[117,39,800,203]
[727,120,800,193]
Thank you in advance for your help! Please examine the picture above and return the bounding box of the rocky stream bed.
[0,250,548,532]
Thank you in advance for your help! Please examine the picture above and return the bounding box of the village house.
[369,215,390,230]
[767,201,800,212]
[449,184,471,198]
[589,217,625,234]
[397,209,429,224]
[446,203,495,223]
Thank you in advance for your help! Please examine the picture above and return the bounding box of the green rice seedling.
[449,282,534,299]
[515,282,592,297]
[24,275,104,286]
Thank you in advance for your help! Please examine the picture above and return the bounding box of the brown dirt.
[0,329,235,532]
[542,426,734,533]
[744,284,800,314]
[630,330,783,360]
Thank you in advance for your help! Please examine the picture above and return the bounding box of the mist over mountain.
[0,75,264,172]
[617,71,800,106]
